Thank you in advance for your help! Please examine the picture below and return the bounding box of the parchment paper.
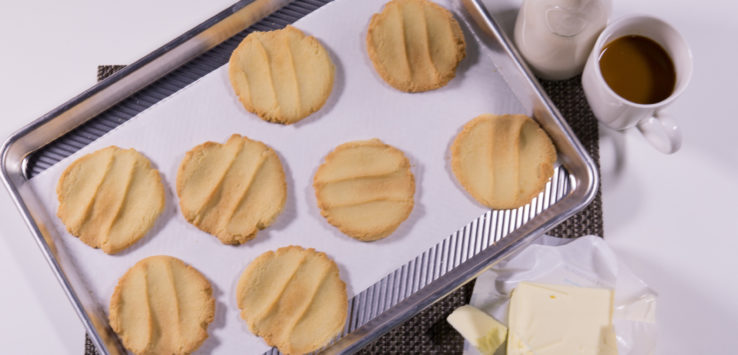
[26,0,526,353]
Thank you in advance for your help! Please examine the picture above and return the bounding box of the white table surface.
[0,0,735,354]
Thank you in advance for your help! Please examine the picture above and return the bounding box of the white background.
[0,0,736,354]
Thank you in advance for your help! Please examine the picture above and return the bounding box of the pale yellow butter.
[447,305,507,355]
[507,282,618,355]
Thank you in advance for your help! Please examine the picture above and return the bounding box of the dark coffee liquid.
[599,35,676,104]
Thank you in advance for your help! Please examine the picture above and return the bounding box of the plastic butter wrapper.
[467,235,657,355]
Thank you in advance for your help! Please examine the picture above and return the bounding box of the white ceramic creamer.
[514,0,611,80]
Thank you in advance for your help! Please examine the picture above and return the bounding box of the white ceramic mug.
[582,15,693,154]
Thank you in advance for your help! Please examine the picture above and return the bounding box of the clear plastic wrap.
[467,235,657,355]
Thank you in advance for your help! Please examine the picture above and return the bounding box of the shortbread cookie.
[236,246,347,355]
[229,25,335,124]
[314,139,415,241]
[451,114,556,209]
[109,255,215,355]
[176,134,287,245]
[56,146,165,254]
[367,0,466,92]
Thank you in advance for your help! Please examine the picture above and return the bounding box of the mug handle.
[636,111,682,154]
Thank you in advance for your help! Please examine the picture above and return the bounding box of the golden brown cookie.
[236,246,347,355]
[366,0,466,92]
[56,146,165,254]
[313,139,415,241]
[451,114,556,209]
[109,255,215,355]
[176,134,287,245]
[229,25,335,124]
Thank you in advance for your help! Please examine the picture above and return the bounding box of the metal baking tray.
[1,0,598,353]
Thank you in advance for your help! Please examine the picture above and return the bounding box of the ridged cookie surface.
[451,114,556,209]
[229,25,335,124]
[367,0,466,92]
[109,255,215,355]
[314,139,415,241]
[56,146,165,254]
[176,134,287,245]
[236,246,347,355]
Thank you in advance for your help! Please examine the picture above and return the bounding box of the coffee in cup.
[599,35,676,105]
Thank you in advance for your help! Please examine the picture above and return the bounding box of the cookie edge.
[109,255,216,355]
[450,114,557,210]
[228,25,336,124]
[366,0,467,93]
[235,246,349,354]
[175,134,288,245]
[313,139,416,241]
[56,146,166,255]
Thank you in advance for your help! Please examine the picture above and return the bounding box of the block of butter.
[447,305,507,355]
[507,282,618,355]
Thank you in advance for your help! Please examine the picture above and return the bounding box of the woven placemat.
[84,67,602,354]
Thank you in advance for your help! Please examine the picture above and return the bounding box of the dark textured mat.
[84,68,602,354]
[543,77,604,240]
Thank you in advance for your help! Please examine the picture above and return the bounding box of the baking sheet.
[26,0,526,352]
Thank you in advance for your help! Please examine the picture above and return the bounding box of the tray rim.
[1,0,599,353]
